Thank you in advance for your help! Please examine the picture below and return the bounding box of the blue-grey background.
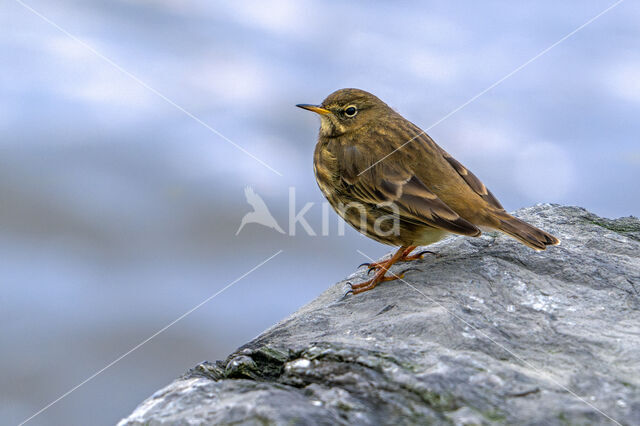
[1,1,639,424]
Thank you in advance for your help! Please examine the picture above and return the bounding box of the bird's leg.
[360,246,437,274]
[399,245,421,260]
[350,246,408,294]
[358,246,417,272]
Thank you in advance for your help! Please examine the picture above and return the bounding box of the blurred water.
[1,1,639,425]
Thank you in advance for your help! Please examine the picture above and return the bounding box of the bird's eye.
[344,105,358,117]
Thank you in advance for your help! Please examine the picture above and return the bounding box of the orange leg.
[401,246,433,261]
[359,246,437,273]
[349,246,409,295]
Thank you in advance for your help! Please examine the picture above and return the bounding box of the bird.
[236,186,285,235]
[297,88,559,295]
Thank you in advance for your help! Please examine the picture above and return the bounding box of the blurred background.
[1,0,639,424]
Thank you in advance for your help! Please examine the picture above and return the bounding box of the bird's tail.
[494,212,560,251]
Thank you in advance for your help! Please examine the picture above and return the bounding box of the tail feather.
[495,213,559,251]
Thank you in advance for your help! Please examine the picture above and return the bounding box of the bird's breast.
[313,142,341,196]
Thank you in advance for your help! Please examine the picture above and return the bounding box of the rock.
[118,205,640,425]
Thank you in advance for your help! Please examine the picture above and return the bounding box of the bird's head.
[297,88,391,138]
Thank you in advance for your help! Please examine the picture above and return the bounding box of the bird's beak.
[296,104,331,115]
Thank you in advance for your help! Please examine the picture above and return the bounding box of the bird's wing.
[435,146,504,210]
[244,186,256,201]
[244,186,268,211]
[339,146,480,237]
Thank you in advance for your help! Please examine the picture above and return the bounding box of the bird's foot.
[358,259,389,275]
[348,271,404,295]
[403,249,439,261]
[344,266,420,297]
[359,249,438,274]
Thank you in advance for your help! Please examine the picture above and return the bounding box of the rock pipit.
[297,88,559,294]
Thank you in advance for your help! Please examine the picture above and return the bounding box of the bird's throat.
[319,116,346,138]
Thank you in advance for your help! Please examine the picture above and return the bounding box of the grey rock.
[119,205,640,425]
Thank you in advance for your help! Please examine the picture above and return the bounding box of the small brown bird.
[297,88,559,294]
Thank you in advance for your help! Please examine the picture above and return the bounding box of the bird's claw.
[397,267,421,276]
[416,250,440,258]
[358,262,371,269]
[341,282,354,299]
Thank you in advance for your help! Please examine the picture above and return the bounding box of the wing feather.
[338,145,480,237]
[439,149,504,210]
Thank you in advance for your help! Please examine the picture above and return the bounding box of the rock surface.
[119,205,640,425]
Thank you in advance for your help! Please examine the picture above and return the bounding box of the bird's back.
[358,113,500,227]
